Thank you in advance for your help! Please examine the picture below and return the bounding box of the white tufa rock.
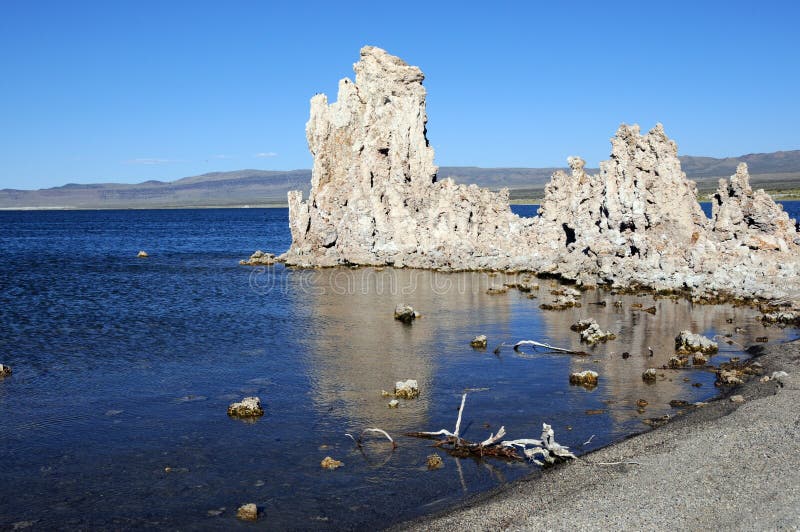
[675,330,719,354]
[394,379,419,399]
[227,396,264,418]
[280,46,800,303]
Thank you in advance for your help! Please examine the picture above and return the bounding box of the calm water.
[1,203,798,529]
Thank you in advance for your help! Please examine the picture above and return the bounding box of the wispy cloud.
[213,154,233,160]
[254,152,278,158]
[124,158,183,165]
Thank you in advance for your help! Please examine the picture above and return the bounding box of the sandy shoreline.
[399,339,800,530]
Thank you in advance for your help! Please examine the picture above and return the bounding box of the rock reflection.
[289,268,515,430]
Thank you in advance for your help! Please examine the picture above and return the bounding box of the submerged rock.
[0,364,11,378]
[470,335,488,348]
[393,304,417,323]
[675,331,718,354]
[394,379,419,399]
[236,503,258,521]
[227,396,264,418]
[569,370,599,388]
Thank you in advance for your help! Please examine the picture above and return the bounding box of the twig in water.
[583,434,595,446]
[513,339,589,356]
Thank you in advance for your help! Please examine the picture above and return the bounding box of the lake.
[1,202,798,529]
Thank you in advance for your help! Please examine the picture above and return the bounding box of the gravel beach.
[402,339,800,530]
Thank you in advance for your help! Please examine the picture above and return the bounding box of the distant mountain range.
[2,150,800,209]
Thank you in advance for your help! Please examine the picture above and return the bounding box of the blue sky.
[1,0,798,189]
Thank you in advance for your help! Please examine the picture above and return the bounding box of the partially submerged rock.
[569,370,599,388]
[240,250,277,266]
[393,304,417,323]
[137,250,149,258]
[716,369,744,386]
[668,356,690,369]
[236,503,258,521]
[394,379,419,399]
[642,368,658,382]
[388,399,399,408]
[540,294,580,311]
[320,456,343,470]
[470,335,488,348]
[675,331,718,354]
[761,310,800,325]
[574,319,616,344]
[426,454,444,470]
[0,364,11,378]
[227,396,264,418]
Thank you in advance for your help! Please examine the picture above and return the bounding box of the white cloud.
[254,152,278,158]
[213,154,233,159]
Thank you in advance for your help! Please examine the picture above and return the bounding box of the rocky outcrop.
[279,46,800,303]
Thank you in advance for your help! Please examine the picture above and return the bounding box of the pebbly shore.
[399,338,800,530]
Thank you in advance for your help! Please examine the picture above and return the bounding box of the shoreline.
[398,338,800,530]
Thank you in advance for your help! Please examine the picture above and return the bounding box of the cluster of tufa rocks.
[393,304,419,323]
[272,46,800,304]
[571,318,616,344]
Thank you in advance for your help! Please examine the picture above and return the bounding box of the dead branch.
[405,394,576,465]
[512,340,589,356]
[345,427,398,449]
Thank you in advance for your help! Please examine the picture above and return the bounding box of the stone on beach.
[227,396,264,418]
[394,379,419,399]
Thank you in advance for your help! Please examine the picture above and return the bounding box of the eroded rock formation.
[280,46,800,302]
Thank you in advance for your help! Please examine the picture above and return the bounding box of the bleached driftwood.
[512,340,589,356]
[345,427,398,449]
[407,393,576,465]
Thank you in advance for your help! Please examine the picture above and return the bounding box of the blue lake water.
[0,203,798,529]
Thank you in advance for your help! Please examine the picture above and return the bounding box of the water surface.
[0,204,798,529]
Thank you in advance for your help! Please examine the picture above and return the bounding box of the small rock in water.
[0,364,12,378]
[137,250,149,258]
[669,400,690,408]
[621,352,631,359]
[675,330,718,354]
[755,336,768,343]
[388,399,399,408]
[394,379,419,399]
[636,399,648,408]
[578,320,616,344]
[227,396,264,418]
[393,304,417,323]
[426,454,444,470]
[207,507,225,517]
[569,370,599,388]
[540,294,580,310]
[380,390,392,397]
[730,395,745,404]
[642,368,658,382]
[320,456,343,470]
[486,286,508,295]
[470,335,488,348]
[692,353,708,365]
[236,503,258,521]
[240,249,277,266]
[668,356,689,369]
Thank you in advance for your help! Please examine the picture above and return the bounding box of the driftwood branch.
[345,427,398,449]
[406,393,576,465]
[512,340,589,356]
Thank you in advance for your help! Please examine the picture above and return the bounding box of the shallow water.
[0,204,798,529]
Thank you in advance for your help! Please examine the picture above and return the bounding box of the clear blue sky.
[1,0,798,189]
